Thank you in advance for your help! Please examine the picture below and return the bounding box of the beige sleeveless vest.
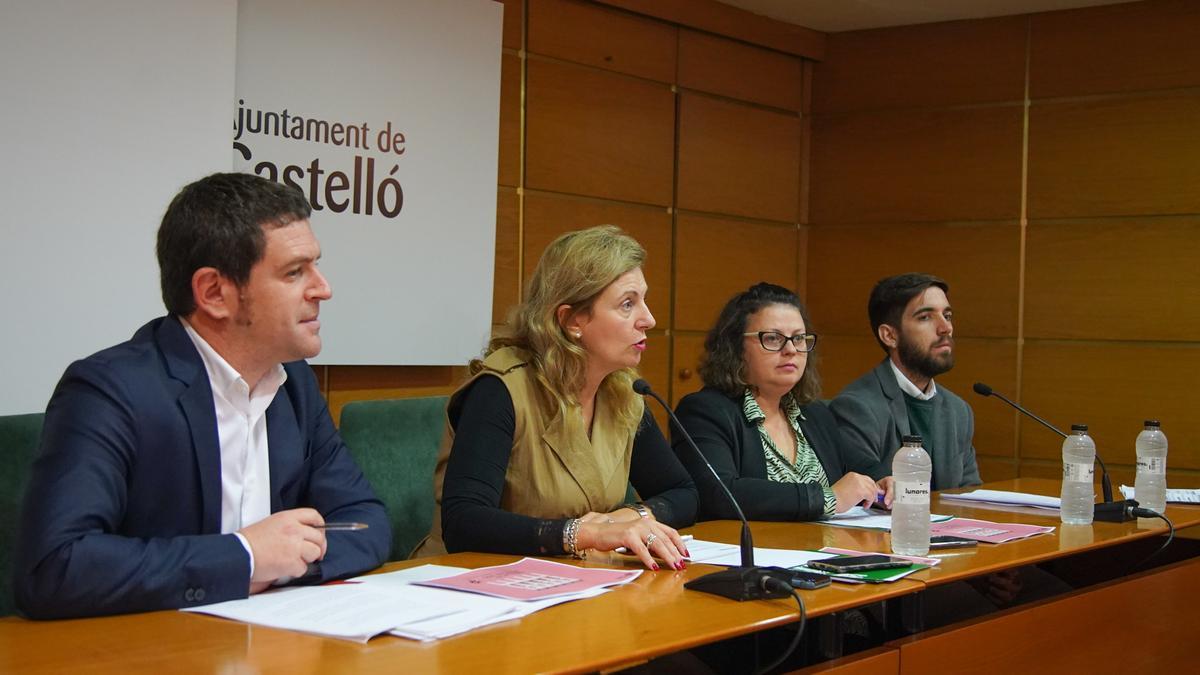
[416,347,639,556]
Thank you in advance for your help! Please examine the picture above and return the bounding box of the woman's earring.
[571,330,582,339]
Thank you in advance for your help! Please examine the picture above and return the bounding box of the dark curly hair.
[698,282,821,404]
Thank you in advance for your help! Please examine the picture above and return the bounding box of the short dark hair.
[156,173,311,315]
[867,273,950,353]
[698,282,821,405]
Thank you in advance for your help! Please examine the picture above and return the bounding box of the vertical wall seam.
[1015,15,1033,469]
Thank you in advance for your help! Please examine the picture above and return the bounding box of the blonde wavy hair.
[476,225,647,437]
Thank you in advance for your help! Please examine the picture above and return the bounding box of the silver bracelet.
[622,502,651,519]
[562,518,582,558]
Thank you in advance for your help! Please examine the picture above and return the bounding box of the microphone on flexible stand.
[972,382,1136,522]
[633,379,794,600]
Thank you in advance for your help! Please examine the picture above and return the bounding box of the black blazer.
[15,316,390,619]
[673,387,862,522]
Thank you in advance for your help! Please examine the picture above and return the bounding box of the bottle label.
[895,481,930,505]
[1063,462,1094,482]
[1136,457,1166,475]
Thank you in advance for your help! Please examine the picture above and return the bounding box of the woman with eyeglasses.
[416,225,695,570]
[673,282,894,522]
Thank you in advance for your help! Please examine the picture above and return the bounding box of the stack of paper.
[1120,485,1200,504]
[940,490,1060,510]
[183,558,639,643]
[931,517,1055,544]
[822,505,953,530]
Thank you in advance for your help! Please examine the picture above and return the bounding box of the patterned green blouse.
[742,390,837,518]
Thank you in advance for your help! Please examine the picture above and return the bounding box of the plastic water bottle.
[1134,420,1168,514]
[1060,424,1096,525]
[891,435,932,556]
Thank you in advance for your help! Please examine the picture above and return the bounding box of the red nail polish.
[651,563,660,571]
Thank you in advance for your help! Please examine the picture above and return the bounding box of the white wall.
[0,0,237,414]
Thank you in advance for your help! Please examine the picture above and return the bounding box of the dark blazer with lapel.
[830,359,981,491]
[14,316,390,619]
[673,387,874,522]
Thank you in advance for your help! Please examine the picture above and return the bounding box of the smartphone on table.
[807,554,910,573]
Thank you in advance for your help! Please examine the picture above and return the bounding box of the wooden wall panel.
[678,29,803,111]
[814,16,1026,114]
[1027,93,1200,219]
[1030,0,1200,99]
[806,222,1020,339]
[936,339,1018,460]
[639,329,671,431]
[525,58,675,205]
[674,213,799,331]
[596,0,825,60]
[978,457,1018,482]
[1020,341,1200,470]
[810,106,1024,224]
[813,335,881,399]
[498,0,522,50]
[677,94,801,222]
[1024,217,1200,341]
[493,188,520,325]
[671,332,706,405]
[327,365,467,427]
[527,0,676,83]
[497,53,521,188]
[522,192,673,324]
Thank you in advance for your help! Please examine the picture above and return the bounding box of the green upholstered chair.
[1,412,44,616]
[339,396,447,561]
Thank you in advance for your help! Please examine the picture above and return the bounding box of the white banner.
[234,0,502,365]
[0,0,237,415]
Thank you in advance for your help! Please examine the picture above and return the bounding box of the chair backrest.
[339,396,448,561]
[1,412,44,616]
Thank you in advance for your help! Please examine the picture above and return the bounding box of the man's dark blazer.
[672,387,885,522]
[830,359,981,491]
[14,316,390,619]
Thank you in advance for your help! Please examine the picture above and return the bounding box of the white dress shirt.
[890,359,938,400]
[182,320,287,578]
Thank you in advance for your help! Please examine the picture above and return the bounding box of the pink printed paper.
[414,557,642,601]
[931,518,1054,544]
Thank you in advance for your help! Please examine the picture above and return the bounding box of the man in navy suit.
[14,173,390,619]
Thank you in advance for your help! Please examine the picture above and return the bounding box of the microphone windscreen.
[632,379,653,395]
[972,382,992,397]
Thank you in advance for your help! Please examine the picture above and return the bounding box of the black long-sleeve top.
[441,375,698,555]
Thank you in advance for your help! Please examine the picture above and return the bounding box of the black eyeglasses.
[743,331,818,353]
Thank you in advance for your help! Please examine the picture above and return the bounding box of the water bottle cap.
[1070,423,1088,432]
[1144,419,1160,427]
[901,434,923,444]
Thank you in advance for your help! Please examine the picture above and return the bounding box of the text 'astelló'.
[233,99,407,218]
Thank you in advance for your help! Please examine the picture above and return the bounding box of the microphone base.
[1094,499,1138,523]
[684,566,794,601]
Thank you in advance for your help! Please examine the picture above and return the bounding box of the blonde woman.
[419,226,695,570]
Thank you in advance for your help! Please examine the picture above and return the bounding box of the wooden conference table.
[2,479,1196,674]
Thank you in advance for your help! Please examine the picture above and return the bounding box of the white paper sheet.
[181,582,452,642]
[940,489,1061,510]
[1120,485,1200,504]
[683,539,834,568]
[822,506,952,530]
